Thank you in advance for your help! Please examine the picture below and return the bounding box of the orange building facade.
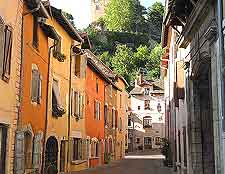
[85,57,106,167]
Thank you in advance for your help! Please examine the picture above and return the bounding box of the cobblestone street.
[72,151,173,174]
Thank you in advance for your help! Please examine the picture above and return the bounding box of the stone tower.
[91,0,109,23]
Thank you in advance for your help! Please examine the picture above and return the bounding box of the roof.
[87,58,121,91]
[50,6,84,42]
[40,23,60,41]
[130,86,143,95]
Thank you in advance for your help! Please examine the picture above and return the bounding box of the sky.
[50,0,165,29]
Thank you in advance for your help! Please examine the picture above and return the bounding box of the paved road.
[73,151,173,174]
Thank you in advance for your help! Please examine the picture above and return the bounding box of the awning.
[40,23,60,41]
[52,80,65,117]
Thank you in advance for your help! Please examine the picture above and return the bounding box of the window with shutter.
[0,18,5,77]
[98,102,100,120]
[37,74,42,104]
[32,133,42,169]
[14,131,25,174]
[2,25,12,82]
[31,69,39,103]
[33,15,38,49]
[79,95,84,119]
[24,132,32,169]
[0,125,7,174]
[94,101,97,119]
[60,141,66,172]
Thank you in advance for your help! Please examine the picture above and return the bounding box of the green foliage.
[104,0,137,32]
[146,2,164,42]
[63,11,76,27]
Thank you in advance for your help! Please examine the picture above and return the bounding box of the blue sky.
[50,0,165,29]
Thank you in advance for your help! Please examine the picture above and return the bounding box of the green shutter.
[32,133,43,169]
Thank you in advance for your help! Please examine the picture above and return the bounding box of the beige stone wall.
[0,0,23,173]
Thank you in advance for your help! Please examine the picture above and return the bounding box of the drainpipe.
[67,44,73,172]
[41,41,58,174]
[217,0,225,173]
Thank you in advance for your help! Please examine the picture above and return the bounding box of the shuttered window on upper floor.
[31,67,42,104]
[94,101,100,120]
[71,90,84,119]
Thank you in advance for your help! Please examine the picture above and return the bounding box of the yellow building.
[44,6,87,173]
[0,1,23,174]
[115,77,128,160]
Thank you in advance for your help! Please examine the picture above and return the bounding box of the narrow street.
[73,151,173,174]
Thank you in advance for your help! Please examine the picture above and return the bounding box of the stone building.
[161,0,225,174]
[0,1,23,174]
[128,74,165,152]
[91,0,109,23]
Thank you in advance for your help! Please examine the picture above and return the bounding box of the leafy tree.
[146,2,164,42]
[104,0,136,32]
[146,44,164,79]
[99,51,113,68]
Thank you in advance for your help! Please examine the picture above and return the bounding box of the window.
[120,94,122,108]
[128,117,131,126]
[144,100,150,110]
[119,118,122,131]
[96,78,99,93]
[143,116,152,128]
[52,79,65,117]
[155,137,161,145]
[2,25,12,82]
[144,88,150,95]
[112,109,116,128]
[136,138,140,144]
[72,138,83,161]
[159,116,163,121]
[60,141,66,172]
[0,125,7,174]
[33,15,38,48]
[104,105,108,125]
[31,66,42,103]
[75,55,81,77]
[138,106,141,110]
[144,137,151,145]
[94,101,101,120]
[95,0,100,10]
[91,141,99,157]
[24,132,32,169]
[72,90,83,118]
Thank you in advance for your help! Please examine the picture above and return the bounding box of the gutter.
[216,0,225,173]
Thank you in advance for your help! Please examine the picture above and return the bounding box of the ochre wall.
[21,5,49,133]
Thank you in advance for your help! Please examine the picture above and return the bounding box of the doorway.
[45,136,58,174]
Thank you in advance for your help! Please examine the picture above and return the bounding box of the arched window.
[24,132,32,169]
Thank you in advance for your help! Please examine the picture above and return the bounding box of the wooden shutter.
[94,101,97,119]
[176,61,185,99]
[80,95,84,119]
[37,74,42,104]
[98,102,100,120]
[31,69,39,102]
[14,131,25,174]
[115,110,118,128]
[2,25,12,82]
[33,15,38,48]
[0,20,4,76]
[32,133,42,169]
[75,92,79,116]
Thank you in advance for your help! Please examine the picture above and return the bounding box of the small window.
[72,138,83,161]
[94,101,100,120]
[143,116,152,128]
[136,138,140,144]
[155,137,161,145]
[138,106,141,110]
[33,15,39,49]
[144,100,150,110]
[31,67,42,104]
[96,78,99,93]
[144,137,151,145]
[144,88,150,95]
[128,118,131,126]
[75,55,81,77]
[2,25,13,82]
[104,105,108,125]
[0,125,7,174]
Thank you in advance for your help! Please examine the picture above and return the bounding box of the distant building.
[91,0,109,23]
[128,74,165,152]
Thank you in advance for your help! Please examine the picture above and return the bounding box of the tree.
[63,11,76,27]
[146,44,164,79]
[104,0,136,32]
[146,2,164,42]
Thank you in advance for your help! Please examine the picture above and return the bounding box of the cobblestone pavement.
[72,150,173,174]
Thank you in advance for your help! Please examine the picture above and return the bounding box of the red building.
[85,57,107,167]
